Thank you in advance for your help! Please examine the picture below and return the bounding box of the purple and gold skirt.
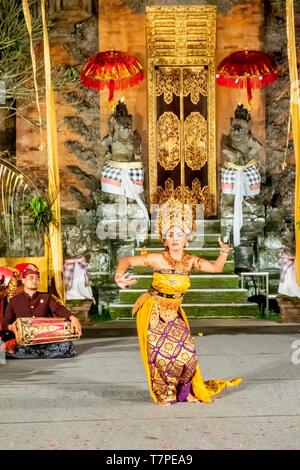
[147,314,197,403]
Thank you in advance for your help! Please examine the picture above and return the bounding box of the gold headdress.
[155,197,196,240]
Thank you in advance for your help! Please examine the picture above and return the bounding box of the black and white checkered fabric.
[221,164,261,195]
[101,162,144,184]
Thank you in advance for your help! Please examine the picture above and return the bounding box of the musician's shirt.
[2,291,72,329]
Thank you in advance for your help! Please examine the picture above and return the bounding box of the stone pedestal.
[276,295,300,323]
[66,299,93,323]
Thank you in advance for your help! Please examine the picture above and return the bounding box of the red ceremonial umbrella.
[216,50,278,104]
[0,267,15,287]
[80,50,144,108]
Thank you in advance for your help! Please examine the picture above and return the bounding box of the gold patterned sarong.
[132,270,242,404]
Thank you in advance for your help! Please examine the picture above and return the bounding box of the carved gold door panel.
[146,6,217,216]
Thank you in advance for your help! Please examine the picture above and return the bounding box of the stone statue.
[100,100,144,204]
[98,100,149,242]
[101,100,142,163]
[221,104,262,166]
[220,104,264,268]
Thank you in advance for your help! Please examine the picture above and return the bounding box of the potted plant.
[25,194,58,237]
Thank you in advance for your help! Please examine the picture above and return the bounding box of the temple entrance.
[146,5,217,216]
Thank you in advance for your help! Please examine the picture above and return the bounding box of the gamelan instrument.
[14,317,80,346]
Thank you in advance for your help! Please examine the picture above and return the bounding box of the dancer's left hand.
[115,272,137,289]
[218,237,230,254]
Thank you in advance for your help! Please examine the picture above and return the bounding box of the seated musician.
[2,264,82,359]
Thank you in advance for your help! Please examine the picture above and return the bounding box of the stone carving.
[101,100,142,165]
[65,225,90,258]
[98,100,149,242]
[221,104,262,166]
[220,105,264,259]
[89,248,110,275]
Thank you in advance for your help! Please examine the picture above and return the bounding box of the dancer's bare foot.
[186,393,199,403]
[158,400,172,407]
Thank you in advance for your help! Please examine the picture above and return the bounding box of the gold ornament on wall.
[156,178,209,209]
[157,112,180,170]
[183,69,207,104]
[156,68,180,104]
[184,112,207,170]
[147,5,217,216]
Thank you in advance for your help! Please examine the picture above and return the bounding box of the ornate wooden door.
[146,6,217,216]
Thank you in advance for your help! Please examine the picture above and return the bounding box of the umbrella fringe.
[80,50,144,96]
[81,72,144,92]
[80,75,107,91]
[216,74,277,89]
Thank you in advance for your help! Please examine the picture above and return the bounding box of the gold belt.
[149,288,183,326]
[149,287,183,299]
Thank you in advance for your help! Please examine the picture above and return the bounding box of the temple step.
[131,260,236,275]
[108,219,262,319]
[132,274,240,289]
[108,302,260,319]
[117,288,249,304]
[134,246,234,260]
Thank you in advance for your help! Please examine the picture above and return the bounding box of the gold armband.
[143,255,150,267]
[141,246,150,267]
[194,257,203,270]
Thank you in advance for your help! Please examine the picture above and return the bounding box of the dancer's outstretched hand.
[218,237,230,254]
[115,272,137,289]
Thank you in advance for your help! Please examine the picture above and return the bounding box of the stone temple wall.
[258,0,300,272]
[13,0,267,221]
[1,0,299,294]
[16,2,101,223]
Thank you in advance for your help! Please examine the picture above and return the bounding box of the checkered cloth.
[101,162,144,195]
[280,254,295,282]
[221,164,261,196]
[63,259,89,290]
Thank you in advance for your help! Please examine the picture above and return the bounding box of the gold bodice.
[151,270,190,295]
[149,271,190,327]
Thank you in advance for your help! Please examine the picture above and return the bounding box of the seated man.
[2,264,82,359]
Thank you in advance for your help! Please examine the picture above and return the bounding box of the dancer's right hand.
[115,272,137,289]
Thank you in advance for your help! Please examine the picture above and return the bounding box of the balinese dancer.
[115,198,242,406]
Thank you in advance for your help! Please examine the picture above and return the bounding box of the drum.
[15,317,80,346]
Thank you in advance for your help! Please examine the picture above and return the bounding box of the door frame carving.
[146,5,217,216]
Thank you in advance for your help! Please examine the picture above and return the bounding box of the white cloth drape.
[65,263,94,301]
[121,168,149,222]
